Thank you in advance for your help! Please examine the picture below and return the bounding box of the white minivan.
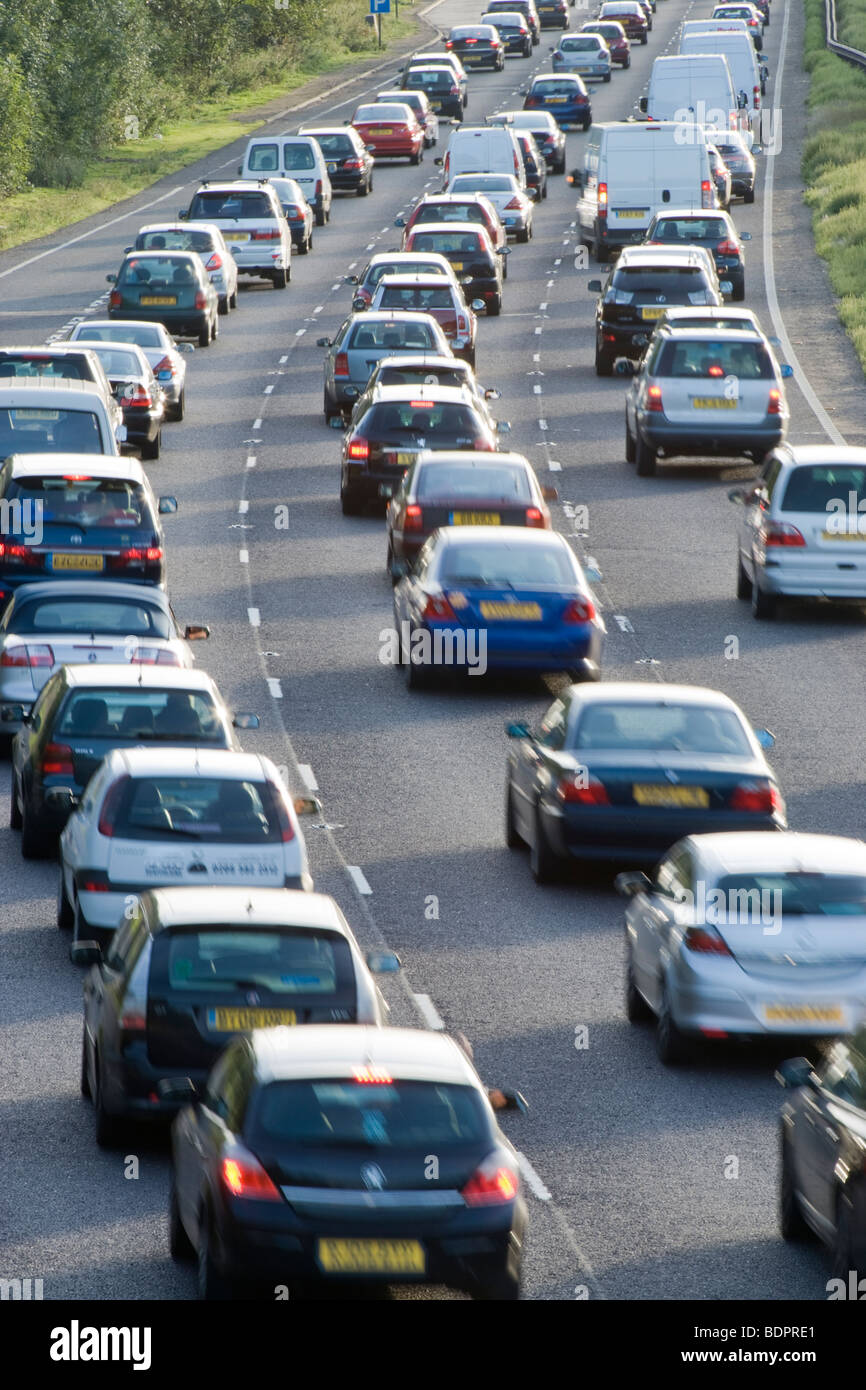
[572,122,716,261]
[239,135,332,225]
[640,54,739,131]
[679,29,763,111]
[436,125,525,191]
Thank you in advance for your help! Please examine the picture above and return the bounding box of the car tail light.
[117,546,163,565]
[194,291,207,310]
[205,252,223,270]
[450,84,460,96]
[525,507,547,528]
[730,780,782,813]
[598,181,608,216]
[461,1153,519,1206]
[154,355,176,377]
[562,596,596,623]
[576,94,589,106]
[347,438,369,460]
[445,38,454,47]
[767,388,783,415]
[491,39,501,48]
[472,438,495,451]
[41,741,74,776]
[344,158,364,171]
[716,239,739,257]
[119,1010,146,1035]
[525,94,539,106]
[109,290,122,309]
[422,594,457,621]
[1,642,54,668]
[81,876,111,893]
[125,385,153,408]
[760,520,804,547]
[646,384,664,413]
[683,926,732,955]
[556,773,609,804]
[129,647,180,666]
[701,179,713,208]
[334,352,350,377]
[456,314,469,336]
[221,1148,282,1202]
[97,774,130,837]
[0,542,40,567]
[753,85,760,108]
[504,197,523,210]
[315,179,323,199]
[353,1066,393,1083]
[251,228,281,240]
[404,504,423,532]
[268,782,296,843]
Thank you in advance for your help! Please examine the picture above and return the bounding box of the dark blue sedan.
[523,74,591,129]
[391,527,605,687]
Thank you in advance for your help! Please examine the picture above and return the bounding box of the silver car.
[550,33,612,80]
[730,444,866,619]
[618,832,866,1064]
[317,310,452,421]
[446,173,535,240]
[127,222,240,314]
[69,320,192,422]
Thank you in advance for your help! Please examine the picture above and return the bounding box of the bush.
[0,56,35,197]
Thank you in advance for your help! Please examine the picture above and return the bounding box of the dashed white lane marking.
[533,352,541,362]
[313,304,323,314]
[586,555,602,578]
[246,455,257,469]
[554,257,562,266]
[279,354,288,363]
[614,614,634,633]
[534,326,542,335]
[347,261,357,270]
[547,279,555,288]
[267,677,283,699]
[239,549,249,564]
[238,499,249,514]
[539,301,547,311]
[298,764,319,792]
[347,865,373,895]
[413,994,445,1031]
[331,281,341,291]
[549,460,562,471]
[263,384,274,394]
[253,418,262,430]
[248,607,261,627]
[295,327,306,336]
[533,384,542,394]
[538,418,548,430]
[365,242,375,250]
[517,1152,552,1202]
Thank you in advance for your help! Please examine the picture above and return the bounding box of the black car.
[405,223,506,315]
[536,0,570,27]
[166,1025,528,1299]
[505,682,784,882]
[300,127,374,195]
[706,130,757,202]
[514,130,547,200]
[10,667,246,856]
[485,0,541,43]
[79,342,165,459]
[487,111,567,172]
[587,247,723,375]
[481,12,533,55]
[401,66,464,122]
[446,25,505,69]
[644,211,749,302]
[778,1033,866,1280]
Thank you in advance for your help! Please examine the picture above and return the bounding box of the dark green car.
[107,251,220,347]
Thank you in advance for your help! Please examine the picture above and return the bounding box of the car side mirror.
[774,1057,815,1090]
[232,713,260,730]
[541,485,558,502]
[505,720,531,739]
[177,210,188,221]
[294,795,323,817]
[587,279,602,293]
[488,1088,528,1114]
[157,1076,199,1102]
[352,297,367,312]
[527,187,539,202]
[753,727,775,749]
[638,96,648,113]
[123,246,132,254]
[45,787,79,811]
[177,342,196,353]
[498,246,510,256]
[434,156,443,165]
[727,486,748,504]
[316,337,331,348]
[470,299,486,313]
[615,360,636,375]
[183,624,210,640]
[158,496,178,514]
[106,274,116,284]
[70,942,102,967]
[329,415,345,429]
[484,387,501,400]
[779,363,793,378]
[394,216,406,227]
[614,870,652,898]
[741,231,752,241]
[344,274,359,285]
[0,704,25,723]
[583,564,601,583]
[365,950,401,974]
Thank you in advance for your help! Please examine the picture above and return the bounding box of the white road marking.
[253,418,262,430]
[538,418,548,430]
[295,327,306,336]
[267,677,283,699]
[347,865,373,895]
[614,615,634,633]
[549,460,562,471]
[554,257,562,266]
[586,555,601,577]
[246,455,257,469]
[238,499,249,514]
[534,326,542,335]
[279,354,288,363]
[539,302,547,311]
[248,607,261,627]
[298,764,319,792]
[533,384,542,394]
[263,384,274,394]
[347,261,357,270]
[533,352,541,362]
[413,994,445,1030]
[517,1152,552,1202]
[313,304,323,314]
[239,549,249,564]
[331,282,341,291]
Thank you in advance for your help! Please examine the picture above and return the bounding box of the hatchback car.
[376,88,439,146]
[401,64,465,122]
[107,250,220,345]
[403,224,507,315]
[358,355,504,436]
[446,175,535,241]
[589,245,724,375]
[166,1025,528,1299]
[0,347,122,435]
[69,321,190,422]
[340,385,498,514]
[644,209,750,301]
[487,110,567,171]
[480,11,533,56]
[704,129,757,202]
[259,180,314,255]
[619,832,866,1064]
[402,52,470,107]
[318,311,452,421]
[349,103,424,163]
[12,666,253,856]
[730,445,866,619]
[536,0,570,27]
[0,378,124,462]
[445,24,506,69]
[397,194,508,263]
[76,888,399,1146]
[300,126,375,197]
[59,747,317,946]
[523,74,592,129]
[624,326,791,476]
[506,682,783,882]
[485,0,541,43]
[550,33,612,81]
[179,181,292,290]
[368,276,482,366]
[345,252,462,310]
[386,450,556,578]
[580,20,630,67]
[126,223,239,313]
[0,454,176,603]
[78,342,165,459]
[598,0,648,40]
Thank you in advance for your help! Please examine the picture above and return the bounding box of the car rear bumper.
[108,306,209,336]
[668,971,862,1039]
[638,417,786,458]
[329,171,367,190]
[757,554,866,599]
[121,405,164,445]
[532,103,590,126]
[543,803,784,861]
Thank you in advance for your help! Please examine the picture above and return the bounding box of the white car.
[69,320,191,423]
[179,181,292,290]
[551,33,612,80]
[446,173,535,241]
[59,747,316,945]
[127,222,240,315]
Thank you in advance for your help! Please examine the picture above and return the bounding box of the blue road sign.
[370,0,391,11]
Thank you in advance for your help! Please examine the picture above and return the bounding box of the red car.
[349,102,425,164]
[368,274,481,366]
[580,20,631,67]
[598,1,648,41]
[396,194,508,259]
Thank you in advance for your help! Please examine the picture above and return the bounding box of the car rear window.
[282,144,317,170]
[561,36,602,48]
[152,927,354,995]
[377,286,455,310]
[11,597,170,637]
[439,539,575,586]
[109,776,283,843]
[118,257,201,287]
[355,104,408,122]
[779,465,866,514]
[363,401,485,445]
[417,462,532,502]
[305,132,354,156]
[377,365,468,388]
[76,326,164,348]
[413,203,488,225]
[533,79,581,93]
[137,230,214,252]
[86,348,142,378]
[365,261,448,289]
[249,1079,488,1147]
[3,476,152,527]
[651,218,729,242]
[405,70,451,88]
[0,356,89,382]
[656,338,773,379]
[188,192,274,219]
[572,703,752,754]
[57,689,221,741]
[451,176,513,193]
[348,320,438,350]
[0,411,105,459]
[714,874,866,918]
[410,230,486,255]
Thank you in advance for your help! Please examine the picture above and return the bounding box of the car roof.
[72,319,170,334]
[435,524,567,545]
[300,126,358,137]
[661,305,759,323]
[0,344,102,357]
[569,681,745,711]
[141,887,347,933]
[531,72,584,82]
[6,453,145,480]
[366,251,452,266]
[349,310,444,325]
[369,384,474,404]
[7,579,170,605]
[775,444,866,467]
[60,665,215,692]
[376,274,460,288]
[250,1024,481,1087]
[122,249,201,260]
[651,208,733,221]
[418,193,495,205]
[374,354,469,372]
[408,222,491,238]
[137,221,223,236]
[193,180,276,193]
[107,746,266,777]
[0,378,109,404]
[657,327,769,343]
[687,832,866,876]
[618,246,713,267]
[414,449,531,469]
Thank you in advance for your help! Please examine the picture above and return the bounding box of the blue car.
[523,73,591,129]
[392,526,605,687]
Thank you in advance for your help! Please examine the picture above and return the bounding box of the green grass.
[802,0,866,371]
[0,3,419,253]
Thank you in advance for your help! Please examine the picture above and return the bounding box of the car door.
[741,452,781,578]
[84,909,148,1099]
[631,845,693,1009]
[796,1042,863,1234]
[510,696,569,841]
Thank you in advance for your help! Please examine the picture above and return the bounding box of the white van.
[239,135,332,225]
[572,122,716,260]
[679,30,763,111]
[436,125,525,191]
[640,54,739,132]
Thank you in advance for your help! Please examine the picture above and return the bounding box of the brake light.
[456,314,469,336]
[598,181,608,217]
[646,384,664,413]
[27,644,54,668]
[81,878,111,893]
[205,252,223,270]
[730,781,781,814]
[268,782,296,843]
[562,596,596,623]
[334,352,349,377]
[404,504,424,532]
[767,388,783,416]
[129,647,181,666]
[450,84,460,95]
[97,774,130,837]
[41,741,74,776]
[462,1154,519,1206]
[525,506,546,528]
[701,179,713,208]
[716,239,739,257]
[118,546,162,563]
[154,354,176,377]
[344,158,364,171]
[109,290,122,309]
[119,1010,146,1035]
[315,179,323,199]
[556,773,609,804]
[194,291,207,310]
[753,85,760,109]
[760,521,805,547]
[221,1150,282,1202]
[125,385,153,408]
[445,38,454,46]
[504,197,523,210]
[491,39,501,48]
[251,228,281,240]
[422,594,457,620]
[347,438,369,460]
[0,543,40,566]
[683,926,732,955]
[353,1066,393,1083]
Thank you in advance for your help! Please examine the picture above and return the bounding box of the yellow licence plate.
[763,1004,844,1025]
[207,1007,297,1031]
[369,128,393,135]
[821,530,866,541]
[547,96,568,103]
[223,232,249,241]
[693,397,737,409]
[317,1239,425,1275]
[480,600,542,620]
[140,296,177,305]
[450,261,464,270]
[616,210,647,219]
[641,306,666,320]
[632,784,709,808]
[451,511,501,525]
[51,553,105,571]
[395,452,415,466]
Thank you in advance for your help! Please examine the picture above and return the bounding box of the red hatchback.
[580,20,631,67]
[397,194,507,259]
[598,1,648,40]
[350,103,425,164]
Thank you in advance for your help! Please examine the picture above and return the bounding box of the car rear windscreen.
[440,539,576,586]
[656,338,773,379]
[304,132,354,156]
[377,286,455,310]
[86,348,142,378]
[377,365,467,388]
[652,218,729,242]
[76,326,164,348]
[417,463,532,502]
[137,230,214,253]
[118,257,200,287]
[3,477,152,527]
[363,401,485,445]
[405,70,452,88]
[57,690,221,742]
[714,874,866,918]
[151,927,354,996]
[414,204,487,225]
[779,466,866,514]
[573,702,752,754]
[451,176,513,193]
[410,230,486,255]
[348,320,438,350]
[0,356,89,382]
[11,596,170,637]
[109,776,283,843]
[249,1079,488,1147]
[0,411,105,458]
[188,192,273,219]
[366,261,448,288]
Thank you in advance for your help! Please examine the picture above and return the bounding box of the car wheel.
[340,484,364,516]
[780,1127,811,1241]
[387,544,404,585]
[625,945,652,1022]
[656,984,690,1064]
[831,1193,865,1280]
[487,294,502,316]
[141,429,161,460]
[410,149,422,166]
[635,432,657,477]
[298,233,310,253]
[751,578,776,619]
[744,187,755,204]
[170,390,185,422]
[229,287,238,309]
[582,118,592,131]
[736,552,753,599]
[198,321,211,348]
[505,782,522,849]
[603,71,611,82]
[405,642,431,690]
[169,1181,195,1261]
[198,1212,235,1300]
[640,33,648,43]
[273,267,289,289]
[516,224,530,244]
[57,874,74,930]
[358,178,370,196]
[541,181,548,199]
[315,203,326,227]
[625,417,636,463]
[93,1054,123,1148]
[530,806,560,884]
[80,1028,91,1098]
[732,279,746,302]
[595,347,614,377]
[624,56,631,67]
[9,773,21,829]
[20,805,47,860]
